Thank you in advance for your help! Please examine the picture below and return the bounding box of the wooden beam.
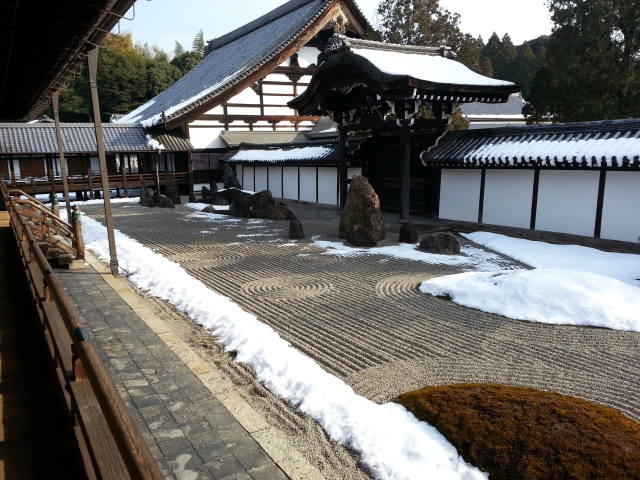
[195,114,319,123]
[164,1,344,130]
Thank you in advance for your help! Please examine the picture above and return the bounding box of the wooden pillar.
[52,90,72,220]
[9,155,16,189]
[399,122,411,220]
[71,205,85,260]
[187,151,196,202]
[88,47,119,277]
[120,154,129,198]
[339,127,348,209]
[88,168,94,199]
[48,155,60,217]
[154,154,160,194]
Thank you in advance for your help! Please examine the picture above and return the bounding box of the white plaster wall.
[255,166,268,192]
[268,167,283,198]
[297,46,320,67]
[90,156,100,173]
[13,159,20,177]
[282,167,298,200]
[299,167,317,202]
[318,167,338,205]
[536,170,599,237]
[242,166,255,192]
[189,127,226,149]
[439,169,482,222]
[483,169,534,229]
[236,165,243,188]
[600,171,640,243]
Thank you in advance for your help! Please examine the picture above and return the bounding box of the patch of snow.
[145,134,165,151]
[236,233,278,237]
[463,232,640,287]
[115,100,155,124]
[312,238,516,272]
[231,146,333,162]
[81,217,486,480]
[355,49,514,87]
[419,269,640,332]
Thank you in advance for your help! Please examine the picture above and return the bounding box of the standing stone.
[399,222,418,243]
[230,195,251,218]
[251,190,275,211]
[289,218,305,239]
[218,187,252,204]
[140,178,152,206]
[223,163,241,189]
[347,224,377,247]
[418,232,461,255]
[339,175,385,241]
[166,186,181,205]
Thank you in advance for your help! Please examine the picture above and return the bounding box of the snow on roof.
[422,118,640,167]
[461,94,525,116]
[233,145,333,162]
[353,48,515,87]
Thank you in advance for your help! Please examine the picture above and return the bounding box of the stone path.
[81,201,640,424]
[57,267,289,480]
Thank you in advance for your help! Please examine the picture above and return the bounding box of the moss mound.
[396,383,640,480]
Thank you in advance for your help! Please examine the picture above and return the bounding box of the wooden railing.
[1,181,164,480]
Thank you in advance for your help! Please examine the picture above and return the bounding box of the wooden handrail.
[2,181,164,480]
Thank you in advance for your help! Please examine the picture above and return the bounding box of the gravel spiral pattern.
[82,202,640,423]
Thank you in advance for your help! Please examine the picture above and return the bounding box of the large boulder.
[251,206,295,221]
[399,222,418,243]
[289,218,305,240]
[251,190,275,211]
[140,178,152,207]
[347,224,377,247]
[339,175,385,241]
[151,194,175,209]
[230,195,251,218]
[218,187,252,204]
[223,164,241,189]
[166,186,181,205]
[418,232,460,255]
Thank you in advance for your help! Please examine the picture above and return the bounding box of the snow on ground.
[81,215,486,480]
[416,231,640,331]
[420,269,640,332]
[462,232,640,287]
[312,237,516,272]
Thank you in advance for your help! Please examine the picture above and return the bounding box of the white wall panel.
[242,166,255,192]
[318,167,338,205]
[90,156,100,173]
[536,170,599,236]
[268,167,283,198]
[282,167,298,200]
[236,166,243,188]
[600,171,640,243]
[189,127,226,149]
[13,159,20,177]
[439,169,482,222]
[483,169,534,228]
[254,166,268,192]
[299,167,316,202]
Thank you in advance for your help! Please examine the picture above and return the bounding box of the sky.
[116,0,553,55]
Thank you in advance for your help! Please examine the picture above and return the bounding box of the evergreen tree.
[457,34,493,77]
[192,29,205,55]
[170,51,202,75]
[525,0,640,123]
[146,59,182,98]
[174,40,185,57]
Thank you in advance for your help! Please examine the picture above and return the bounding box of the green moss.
[396,384,640,480]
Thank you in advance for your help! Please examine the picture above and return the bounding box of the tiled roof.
[116,0,370,128]
[461,93,525,116]
[220,131,309,148]
[0,123,192,154]
[421,118,640,168]
[224,138,364,166]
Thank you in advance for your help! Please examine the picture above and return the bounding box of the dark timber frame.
[289,35,520,219]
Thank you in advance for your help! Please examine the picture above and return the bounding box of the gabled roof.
[116,0,370,129]
[421,118,640,168]
[290,35,521,115]
[461,93,525,116]
[224,138,365,166]
[0,123,192,154]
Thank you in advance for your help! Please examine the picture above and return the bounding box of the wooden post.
[71,205,85,260]
[154,154,160,194]
[9,155,16,189]
[120,154,129,198]
[52,90,72,220]
[48,155,60,217]
[339,127,348,210]
[399,122,411,220]
[88,46,119,277]
[88,168,94,199]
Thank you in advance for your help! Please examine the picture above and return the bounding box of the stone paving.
[79,201,640,424]
[57,267,289,480]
